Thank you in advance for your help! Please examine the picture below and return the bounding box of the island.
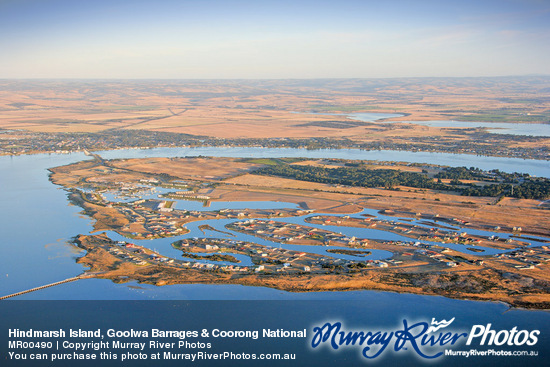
[45,154,550,309]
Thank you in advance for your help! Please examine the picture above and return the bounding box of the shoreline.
[73,233,550,310]
[3,142,549,161]
[39,155,550,309]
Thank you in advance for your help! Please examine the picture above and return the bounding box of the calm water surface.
[345,112,550,137]
[98,147,550,177]
[0,148,548,327]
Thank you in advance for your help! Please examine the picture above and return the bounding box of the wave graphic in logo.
[427,317,455,333]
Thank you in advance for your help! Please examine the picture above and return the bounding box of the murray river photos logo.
[310,318,540,360]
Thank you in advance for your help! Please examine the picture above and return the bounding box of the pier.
[0,273,99,300]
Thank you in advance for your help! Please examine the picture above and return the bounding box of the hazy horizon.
[1,0,549,79]
[1,75,549,81]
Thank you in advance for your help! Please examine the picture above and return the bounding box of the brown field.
[110,157,264,180]
[2,78,549,152]
[49,159,155,187]
[52,156,550,237]
[49,154,550,308]
[224,173,549,236]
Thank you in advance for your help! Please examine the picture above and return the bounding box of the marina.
[2,148,548,308]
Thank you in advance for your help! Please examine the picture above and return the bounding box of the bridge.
[0,273,101,300]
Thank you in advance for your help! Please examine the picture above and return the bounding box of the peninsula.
[49,155,550,309]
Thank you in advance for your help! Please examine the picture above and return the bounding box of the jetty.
[0,273,100,300]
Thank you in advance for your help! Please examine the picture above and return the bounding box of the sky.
[0,0,549,79]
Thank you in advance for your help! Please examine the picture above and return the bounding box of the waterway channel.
[341,112,550,137]
[0,146,548,310]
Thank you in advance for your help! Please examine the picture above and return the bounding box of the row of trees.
[256,164,445,190]
[435,166,531,183]
[461,181,550,200]
[255,164,550,200]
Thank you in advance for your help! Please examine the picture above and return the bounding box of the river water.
[0,147,549,339]
[344,112,550,137]
[97,147,549,177]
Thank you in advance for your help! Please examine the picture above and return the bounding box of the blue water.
[345,112,550,137]
[2,147,550,363]
[0,148,548,306]
[271,214,507,256]
[100,216,392,265]
[97,147,550,177]
[343,112,404,122]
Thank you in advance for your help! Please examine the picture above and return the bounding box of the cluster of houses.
[493,246,550,270]
[108,243,149,265]
[415,248,461,267]
[307,215,526,249]
[80,179,547,277]
[116,203,184,238]
[77,176,313,243]
[101,227,544,277]
[177,237,364,274]
[161,191,211,201]
[229,219,364,247]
